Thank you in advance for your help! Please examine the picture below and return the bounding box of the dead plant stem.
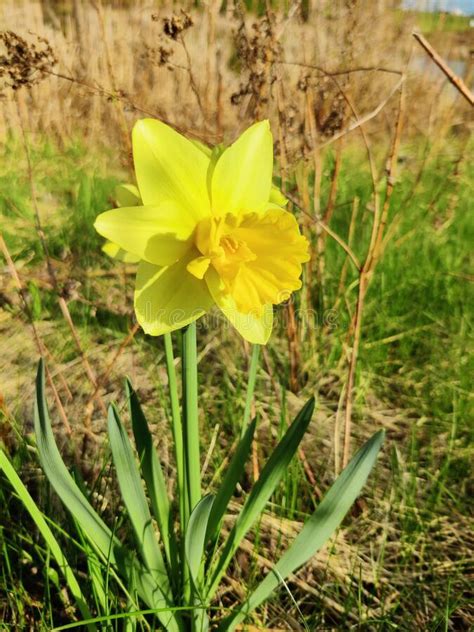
[16,95,107,423]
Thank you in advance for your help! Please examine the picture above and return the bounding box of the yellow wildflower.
[94,119,309,344]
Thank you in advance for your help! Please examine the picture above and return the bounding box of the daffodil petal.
[133,119,211,222]
[211,120,273,217]
[134,253,213,336]
[205,267,273,344]
[102,241,141,263]
[115,183,141,207]
[94,202,196,266]
[269,185,288,207]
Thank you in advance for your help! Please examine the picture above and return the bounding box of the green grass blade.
[206,397,315,599]
[0,448,95,630]
[126,378,177,574]
[205,418,256,544]
[34,359,182,632]
[221,429,385,631]
[107,404,172,597]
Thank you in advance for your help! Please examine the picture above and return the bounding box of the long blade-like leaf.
[221,429,385,631]
[107,404,170,594]
[0,449,95,630]
[34,359,182,632]
[185,495,214,632]
[73,521,107,616]
[185,494,214,589]
[126,379,176,573]
[205,418,256,544]
[206,397,315,599]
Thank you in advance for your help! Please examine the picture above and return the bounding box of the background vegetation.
[0,0,472,629]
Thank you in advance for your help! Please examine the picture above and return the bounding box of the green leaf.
[34,359,183,632]
[0,449,95,630]
[126,378,177,573]
[107,404,171,596]
[185,495,214,632]
[221,429,385,631]
[206,397,315,599]
[205,418,256,545]
[185,494,214,589]
[74,523,108,616]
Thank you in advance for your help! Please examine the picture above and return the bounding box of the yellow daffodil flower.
[94,119,309,344]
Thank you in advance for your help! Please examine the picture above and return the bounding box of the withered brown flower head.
[0,31,57,94]
[160,10,194,41]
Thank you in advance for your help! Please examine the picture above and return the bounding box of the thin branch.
[280,59,403,77]
[341,75,405,468]
[287,193,361,271]
[317,75,405,151]
[412,31,474,107]
[29,66,219,143]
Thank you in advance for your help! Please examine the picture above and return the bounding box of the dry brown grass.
[1,0,470,150]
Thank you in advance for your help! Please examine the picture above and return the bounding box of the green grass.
[0,135,473,629]
[407,10,472,33]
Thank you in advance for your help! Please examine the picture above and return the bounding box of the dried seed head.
[0,31,57,94]
[145,44,174,68]
[161,10,194,41]
[230,12,281,117]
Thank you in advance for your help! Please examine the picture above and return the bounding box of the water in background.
[403,0,474,14]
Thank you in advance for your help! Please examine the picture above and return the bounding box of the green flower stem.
[164,333,187,528]
[182,322,202,515]
[242,344,260,437]
[181,323,202,622]
[164,333,190,607]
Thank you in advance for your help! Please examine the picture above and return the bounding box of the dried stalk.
[275,67,302,394]
[412,31,474,107]
[342,78,406,468]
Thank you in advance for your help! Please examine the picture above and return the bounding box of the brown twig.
[275,65,302,394]
[412,32,474,107]
[370,79,406,269]
[280,60,403,77]
[323,137,344,225]
[341,77,406,468]
[334,197,360,310]
[286,193,361,271]
[317,75,406,151]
